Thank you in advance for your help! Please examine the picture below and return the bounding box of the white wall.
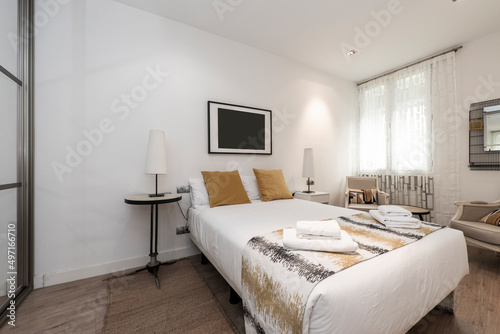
[34,0,358,286]
[456,30,500,201]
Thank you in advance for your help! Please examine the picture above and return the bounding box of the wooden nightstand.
[294,191,330,204]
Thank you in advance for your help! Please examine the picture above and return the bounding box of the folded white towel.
[296,220,341,238]
[369,210,421,229]
[377,205,412,217]
[283,228,358,253]
[296,234,340,240]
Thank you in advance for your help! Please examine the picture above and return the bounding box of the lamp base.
[302,190,315,194]
[305,177,315,194]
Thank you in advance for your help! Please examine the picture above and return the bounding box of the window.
[358,51,459,226]
[359,62,432,174]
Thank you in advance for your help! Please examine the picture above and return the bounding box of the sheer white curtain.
[358,51,459,225]
[359,61,432,173]
[359,77,389,172]
[429,52,459,225]
[391,63,432,173]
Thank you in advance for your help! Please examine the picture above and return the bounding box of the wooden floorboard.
[0,246,497,333]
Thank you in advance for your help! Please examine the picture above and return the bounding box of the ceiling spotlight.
[346,49,357,56]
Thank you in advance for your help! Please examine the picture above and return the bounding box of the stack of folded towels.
[282,220,358,253]
[369,205,421,229]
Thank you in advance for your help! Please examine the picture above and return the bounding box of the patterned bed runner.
[241,213,444,334]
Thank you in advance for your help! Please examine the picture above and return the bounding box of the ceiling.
[115,0,500,83]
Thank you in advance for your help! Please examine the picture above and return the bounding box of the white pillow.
[189,178,209,208]
[241,175,261,201]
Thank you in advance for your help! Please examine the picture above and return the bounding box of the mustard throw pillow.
[480,209,500,226]
[253,168,293,202]
[363,189,378,204]
[201,170,251,208]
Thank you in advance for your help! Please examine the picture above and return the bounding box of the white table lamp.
[302,148,315,193]
[145,130,168,197]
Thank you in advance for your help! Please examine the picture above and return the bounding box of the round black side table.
[124,193,182,289]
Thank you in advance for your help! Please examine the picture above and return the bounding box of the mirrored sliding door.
[0,0,33,326]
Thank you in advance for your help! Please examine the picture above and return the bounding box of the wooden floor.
[407,246,500,334]
[0,271,110,333]
[0,246,498,333]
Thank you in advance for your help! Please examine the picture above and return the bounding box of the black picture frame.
[208,101,272,154]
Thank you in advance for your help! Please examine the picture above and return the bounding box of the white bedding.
[189,199,469,334]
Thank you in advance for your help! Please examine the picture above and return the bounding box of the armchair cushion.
[449,199,500,251]
[449,219,500,246]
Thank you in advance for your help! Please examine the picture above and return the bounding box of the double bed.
[188,198,469,334]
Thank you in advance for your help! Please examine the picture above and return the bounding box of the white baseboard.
[34,276,44,290]
[34,245,200,289]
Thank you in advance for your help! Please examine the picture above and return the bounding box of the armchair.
[344,176,389,212]
[449,200,500,253]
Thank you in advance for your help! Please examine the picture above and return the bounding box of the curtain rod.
[356,46,463,86]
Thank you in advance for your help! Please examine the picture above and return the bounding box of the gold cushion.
[201,170,251,208]
[480,209,500,226]
[253,168,293,202]
[363,189,378,204]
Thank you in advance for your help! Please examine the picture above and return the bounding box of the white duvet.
[188,199,469,334]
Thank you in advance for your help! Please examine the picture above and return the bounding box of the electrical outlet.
[176,185,191,193]
[176,226,190,234]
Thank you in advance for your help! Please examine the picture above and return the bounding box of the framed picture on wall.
[208,101,272,154]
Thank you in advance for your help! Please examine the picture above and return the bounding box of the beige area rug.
[103,259,237,334]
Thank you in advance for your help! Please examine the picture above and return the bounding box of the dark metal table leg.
[153,267,160,289]
[150,204,154,257]
[124,202,176,289]
[154,204,159,259]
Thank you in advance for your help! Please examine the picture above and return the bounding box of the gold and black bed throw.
[241,213,444,334]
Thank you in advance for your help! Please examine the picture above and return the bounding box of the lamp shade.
[145,130,167,175]
[302,148,315,178]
